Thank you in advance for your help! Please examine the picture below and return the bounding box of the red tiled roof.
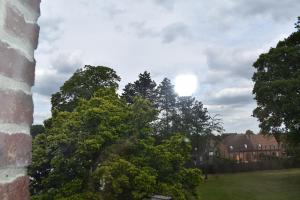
[221,134,279,152]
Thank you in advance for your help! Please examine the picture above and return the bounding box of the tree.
[30,88,201,200]
[30,88,129,199]
[134,71,157,103]
[93,135,202,200]
[121,83,136,104]
[174,96,196,135]
[30,124,45,138]
[295,16,300,30]
[173,96,223,168]
[252,18,300,144]
[122,71,158,106]
[174,97,219,136]
[51,65,120,112]
[156,78,177,137]
[245,130,255,135]
[128,97,158,138]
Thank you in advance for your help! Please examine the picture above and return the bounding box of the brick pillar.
[0,0,40,199]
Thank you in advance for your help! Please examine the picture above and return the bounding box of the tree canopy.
[30,88,202,200]
[252,18,300,144]
[30,66,223,199]
[122,71,157,106]
[30,124,45,138]
[51,65,120,112]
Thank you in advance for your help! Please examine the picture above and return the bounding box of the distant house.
[218,133,284,163]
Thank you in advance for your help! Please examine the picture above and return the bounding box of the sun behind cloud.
[175,74,198,96]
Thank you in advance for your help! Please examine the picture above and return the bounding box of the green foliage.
[30,88,129,199]
[51,65,120,112]
[30,67,222,199]
[174,97,211,135]
[122,71,157,106]
[93,135,202,200]
[123,72,223,140]
[30,124,45,138]
[252,19,300,144]
[128,97,158,137]
[156,78,177,137]
[93,158,156,200]
[30,88,202,199]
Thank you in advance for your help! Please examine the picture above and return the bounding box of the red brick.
[0,41,35,86]
[0,91,33,125]
[5,3,40,49]
[23,0,41,15]
[0,176,30,200]
[0,133,32,167]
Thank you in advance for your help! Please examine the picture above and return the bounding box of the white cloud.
[214,87,252,99]
[32,93,51,124]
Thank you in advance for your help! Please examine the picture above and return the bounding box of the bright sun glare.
[175,74,198,96]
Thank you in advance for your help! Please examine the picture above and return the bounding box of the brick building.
[218,134,283,163]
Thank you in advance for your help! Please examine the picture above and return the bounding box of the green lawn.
[195,168,300,200]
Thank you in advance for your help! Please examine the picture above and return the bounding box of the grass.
[195,168,300,200]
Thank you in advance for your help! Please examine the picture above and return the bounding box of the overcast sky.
[33,0,299,133]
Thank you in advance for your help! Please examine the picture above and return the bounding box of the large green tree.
[30,88,201,200]
[30,89,129,199]
[31,66,224,199]
[252,18,300,144]
[51,65,120,112]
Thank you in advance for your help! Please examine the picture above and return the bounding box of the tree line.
[30,67,222,200]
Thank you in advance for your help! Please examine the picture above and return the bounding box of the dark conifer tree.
[122,71,158,106]
[156,78,177,137]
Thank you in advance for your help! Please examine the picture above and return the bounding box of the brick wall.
[0,0,40,199]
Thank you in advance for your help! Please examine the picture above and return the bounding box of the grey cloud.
[78,0,125,19]
[205,103,259,133]
[152,0,176,10]
[161,23,191,43]
[210,92,253,106]
[34,52,83,96]
[38,17,63,44]
[230,0,300,21]
[129,22,157,38]
[33,73,67,96]
[102,2,125,19]
[205,47,256,80]
[50,52,83,74]
[207,87,254,106]
[130,22,191,43]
